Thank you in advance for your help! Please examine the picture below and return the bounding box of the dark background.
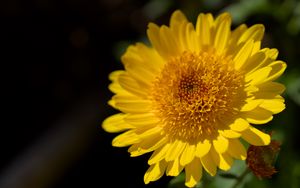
[1,0,299,188]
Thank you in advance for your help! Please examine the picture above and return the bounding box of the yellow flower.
[102,10,286,187]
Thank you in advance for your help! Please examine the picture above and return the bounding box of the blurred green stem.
[231,168,250,188]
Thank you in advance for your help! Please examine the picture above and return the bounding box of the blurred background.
[0,0,299,187]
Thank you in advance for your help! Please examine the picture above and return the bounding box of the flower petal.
[113,96,152,113]
[241,52,266,73]
[196,13,214,46]
[227,139,247,160]
[185,158,202,188]
[219,129,241,138]
[234,39,254,70]
[118,73,148,97]
[108,70,131,94]
[214,13,231,54]
[102,113,134,133]
[241,126,270,146]
[227,24,247,55]
[229,118,250,132]
[213,135,229,153]
[240,99,262,111]
[170,10,188,28]
[112,130,140,147]
[238,24,265,43]
[144,160,167,184]
[180,144,196,166]
[147,23,181,60]
[195,140,211,157]
[245,66,272,85]
[184,23,199,52]
[256,82,285,96]
[211,148,233,171]
[124,113,160,127]
[165,140,186,162]
[166,158,184,176]
[264,61,287,82]
[259,96,285,114]
[129,134,167,157]
[241,107,273,124]
[148,144,170,165]
[109,70,125,81]
[200,152,217,176]
[123,61,156,88]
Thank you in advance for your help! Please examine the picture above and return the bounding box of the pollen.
[151,51,246,141]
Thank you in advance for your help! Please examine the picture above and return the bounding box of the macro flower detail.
[102,10,286,187]
[246,140,281,179]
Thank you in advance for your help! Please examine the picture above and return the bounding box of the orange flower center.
[151,51,246,141]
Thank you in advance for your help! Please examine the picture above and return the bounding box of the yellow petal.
[241,52,266,73]
[238,24,265,44]
[123,61,155,88]
[251,41,261,55]
[122,43,164,72]
[108,70,125,81]
[196,13,213,46]
[114,126,161,147]
[262,48,278,59]
[108,70,130,94]
[185,158,202,188]
[195,140,211,157]
[259,97,285,114]
[229,118,250,132]
[256,82,285,95]
[134,126,162,138]
[241,126,271,146]
[240,99,262,111]
[219,129,241,138]
[185,23,199,52]
[211,148,233,171]
[245,48,279,74]
[129,135,167,157]
[165,140,186,162]
[124,113,160,126]
[245,66,272,85]
[228,24,247,49]
[170,10,188,29]
[227,139,247,160]
[108,82,129,95]
[147,23,163,55]
[144,160,167,184]
[118,73,148,97]
[166,158,184,176]
[148,144,170,165]
[200,152,217,176]
[113,96,152,113]
[214,13,231,54]
[264,61,287,82]
[169,11,190,52]
[180,144,196,166]
[102,113,134,133]
[112,130,140,147]
[241,107,273,124]
[147,23,181,60]
[234,39,254,70]
[159,25,181,58]
[213,135,229,153]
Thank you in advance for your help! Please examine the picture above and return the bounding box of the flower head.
[246,140,281,179]
[102,10,286,187]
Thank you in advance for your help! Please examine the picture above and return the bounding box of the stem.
[230,168,250,188]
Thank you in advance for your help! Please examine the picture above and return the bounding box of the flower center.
[151,51,246,141]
